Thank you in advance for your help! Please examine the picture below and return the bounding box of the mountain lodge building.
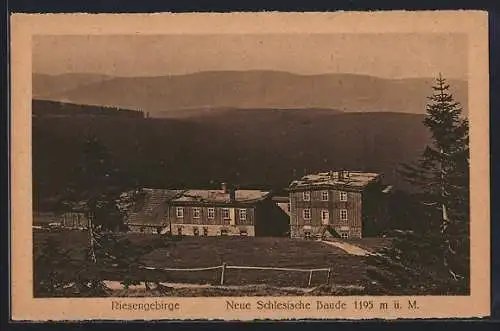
[287,170,386,239]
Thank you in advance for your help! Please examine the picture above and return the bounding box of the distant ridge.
[153,107,345,119]
[32,99,145,118]
[33,73,114,99]
[32,70,468,116]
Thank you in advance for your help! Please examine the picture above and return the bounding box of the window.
[321,191,329,201]
[304,231,311,239]
[321,209,329,225]
[339,191,348,202]
[303,208,311,220]
[193,207,200,219]
[303,191,311,201]
[222,208,230,219]
[239,209,247,221]
[176,207,184,218]
[203,227,209,236]
[193,227,199,236]
[287,202,291,212]
[341,232,349,239]
[340,209,348,221]
[207,207,215,219]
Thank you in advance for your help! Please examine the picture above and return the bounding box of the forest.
[32,99,429,213]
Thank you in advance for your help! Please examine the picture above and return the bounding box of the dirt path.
[103,280,318,293]
[319,239,372,256]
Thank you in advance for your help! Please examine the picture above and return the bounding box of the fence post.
[326,266,332,285]
[308,270,313,287]
[220,263,227,286]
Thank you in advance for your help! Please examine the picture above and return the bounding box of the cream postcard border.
[10,11,490,321]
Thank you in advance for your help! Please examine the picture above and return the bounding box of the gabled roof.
[289,170,381,191]
[125,188,185,226]
[57,200,89,212]
[140,188,186,199]
[171,189,271,204]
[272,196,290,202]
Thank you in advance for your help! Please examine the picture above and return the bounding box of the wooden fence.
[140,263,333,287]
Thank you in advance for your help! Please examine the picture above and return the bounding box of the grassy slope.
[34,231,381,288]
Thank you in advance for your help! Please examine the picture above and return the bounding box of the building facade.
[60,211,89,229]
[125,189,185,234]
[33,210,89,229]
[126,184,289,237]
[288,170,385,239]
[168,184,276,237]
[272,196,291,217]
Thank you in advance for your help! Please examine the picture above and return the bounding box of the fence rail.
[226,265,329,272]
[140,265,222,272]
[138,263,333,287]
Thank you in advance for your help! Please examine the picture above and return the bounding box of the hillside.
[32,73,113,99]
[32,71,468,116]
[32,101,430,210]
[33,99,145,118]
[154,107,344,119]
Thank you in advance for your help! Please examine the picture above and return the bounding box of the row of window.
[178,226,209,236]
[176,207,247,220]
[303,208,348,223]
[302,191,348,201]
[176,226,248,236]
[303,231,349,239]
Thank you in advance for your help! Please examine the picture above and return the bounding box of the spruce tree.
[366,74,470,295]
[400,73,470,285]
[51,134,149,295]
[59,134,129,231]
[58,136,121,267]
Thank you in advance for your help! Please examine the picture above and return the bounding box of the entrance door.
[321,209,329,225]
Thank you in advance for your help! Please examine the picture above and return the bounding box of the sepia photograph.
[10,12,490,320]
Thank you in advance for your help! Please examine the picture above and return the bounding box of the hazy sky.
[33,33,467,79]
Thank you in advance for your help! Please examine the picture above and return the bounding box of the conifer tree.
[51,134,148,295]
[399,73,470,285]
[60,134,128,231]
[366,74,470,295]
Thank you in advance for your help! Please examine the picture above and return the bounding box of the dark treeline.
[32,101,430,212]
[33,99,145,118]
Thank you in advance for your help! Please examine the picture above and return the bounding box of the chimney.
[222,182,236,202]
[229,188,236,202]
[339,170,350,181]
[330,171,338,180]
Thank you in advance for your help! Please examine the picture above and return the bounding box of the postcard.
[10,11,490,321]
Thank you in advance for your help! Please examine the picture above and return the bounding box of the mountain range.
[32,71,468,117]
